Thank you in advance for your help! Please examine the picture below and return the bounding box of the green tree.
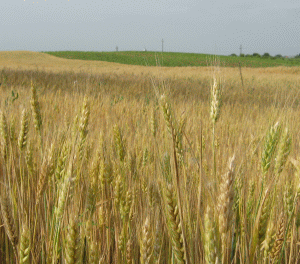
[262,53,270,58]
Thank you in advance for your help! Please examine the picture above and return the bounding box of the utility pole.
[239,44,242,56]
[162,39,164,53]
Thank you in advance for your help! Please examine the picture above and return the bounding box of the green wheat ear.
[261,121,281,176]
[204,206,219,264]
[65,218,82,264]
[30,81,42,134]
[19,224,31,264]
[274,127,291,176]
[113,125,126,162]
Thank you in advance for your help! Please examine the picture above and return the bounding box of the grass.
[44,50,300,67]
[1,55,300,263]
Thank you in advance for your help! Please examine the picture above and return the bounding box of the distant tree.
[230,53,237,57]
[245,54,252,57]
[252,53,261,57]
[275,54,283,58]
[240,53,245,57]
[262,53,271,57]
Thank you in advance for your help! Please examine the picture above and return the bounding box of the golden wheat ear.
[270,213,285,263]
[163,183,186,264]
[217,155,235,263]
[0,194,18,258]
[18,109,30,152]
[140,217,153,264]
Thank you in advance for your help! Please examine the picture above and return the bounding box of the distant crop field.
[44,50,300,67]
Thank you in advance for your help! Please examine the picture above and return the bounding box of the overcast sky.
[1,0,300,56]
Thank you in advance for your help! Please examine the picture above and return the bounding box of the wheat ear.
[65,218,82,264]
[36,144,55,205]
[19,224,31,264]
[150,108,157,137]
[218,155,235,262]
[274,127,291,176]
[126,238,133,264]
[0,194,18,258]
[270,213,285,263]
[258,191,272,245]
[204,206,218,264]
[210,75,222,178]
[261,122,281,177]
[164,183,186,264]
[18,109,30,152]
[113,125,126,162]
[160,94,190,263]
[78,96,90,162]
[30,81,43,151]
[0,110,9,159]
[210,76,222,124]
[261,222,275,264]
[140,217,152,264]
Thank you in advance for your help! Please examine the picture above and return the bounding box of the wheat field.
[1,52,300,263]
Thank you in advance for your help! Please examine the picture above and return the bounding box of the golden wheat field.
[1,51,300,263]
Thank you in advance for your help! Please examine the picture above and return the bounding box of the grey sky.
[1,0,300,56]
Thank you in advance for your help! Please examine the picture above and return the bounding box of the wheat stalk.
[88,241,98,264]
[25,140,35,176]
